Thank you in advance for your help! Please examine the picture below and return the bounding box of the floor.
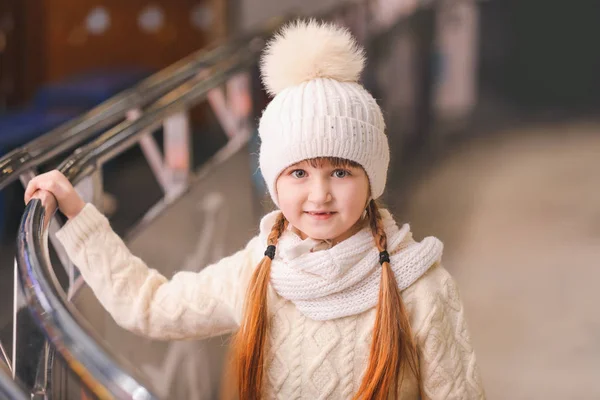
[395,120,600,399]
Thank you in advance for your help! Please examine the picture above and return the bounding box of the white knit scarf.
[257,209,444,321]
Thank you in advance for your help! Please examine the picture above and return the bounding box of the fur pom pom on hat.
[258,20,390,206]
[260,19,366,96]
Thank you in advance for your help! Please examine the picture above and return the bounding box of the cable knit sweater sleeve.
[404,264,486,400]
[55,203,258,341]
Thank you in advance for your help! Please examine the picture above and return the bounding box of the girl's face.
[276,158,370,244]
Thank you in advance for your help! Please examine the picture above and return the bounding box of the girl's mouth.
[305,211,336,220]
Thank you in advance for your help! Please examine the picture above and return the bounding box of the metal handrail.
[0,358,28,400]
[0,17,283,191]
[58,45,263,185]
[17,191,158,400]
[15,37,265,400]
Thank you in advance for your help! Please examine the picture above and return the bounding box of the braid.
[366,200,387,252]
[354,200,423,399]
[232,212,288,400]
[268,212,288,246]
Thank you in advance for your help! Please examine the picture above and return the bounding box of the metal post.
[128,109,173,194]
[31,342,51,399]
[163,111,192,197]
[0,341,10,374]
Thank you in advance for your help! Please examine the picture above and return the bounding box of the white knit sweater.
[56,204,485,399]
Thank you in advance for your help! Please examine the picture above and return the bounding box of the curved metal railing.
[15,38,266,400]
[17,190,158,399]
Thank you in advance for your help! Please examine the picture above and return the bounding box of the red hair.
[231,160,421,399]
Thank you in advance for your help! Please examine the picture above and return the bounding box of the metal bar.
[0,362,28,400]
[90,169,105,213]
[139,133,170,193]
[12,259,20,378]
[207,86,239,139]
[163,111,192,196]
[30,342,50,399]
[58,45,263,187]
[129,108,172,194]
[0,342,10,374]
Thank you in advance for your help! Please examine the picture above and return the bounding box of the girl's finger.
[24,178,42,204]
[37,179,59,196]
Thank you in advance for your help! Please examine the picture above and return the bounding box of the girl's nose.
[307,180,332,204]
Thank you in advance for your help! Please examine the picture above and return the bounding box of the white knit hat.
[258,19,389,206]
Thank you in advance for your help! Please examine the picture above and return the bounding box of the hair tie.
[379,250,390,265]
[264,245,276,260]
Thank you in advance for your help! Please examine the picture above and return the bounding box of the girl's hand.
[24,170,86,219]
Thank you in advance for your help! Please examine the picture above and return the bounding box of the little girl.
[25,20,485,399]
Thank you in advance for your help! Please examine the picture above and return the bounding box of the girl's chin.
[299,227,341,241]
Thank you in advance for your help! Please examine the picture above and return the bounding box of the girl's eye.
[333,169,351,178]
[291,170,306,178]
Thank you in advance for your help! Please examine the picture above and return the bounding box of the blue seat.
[32,68,151,110]
[0,109,79,152]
